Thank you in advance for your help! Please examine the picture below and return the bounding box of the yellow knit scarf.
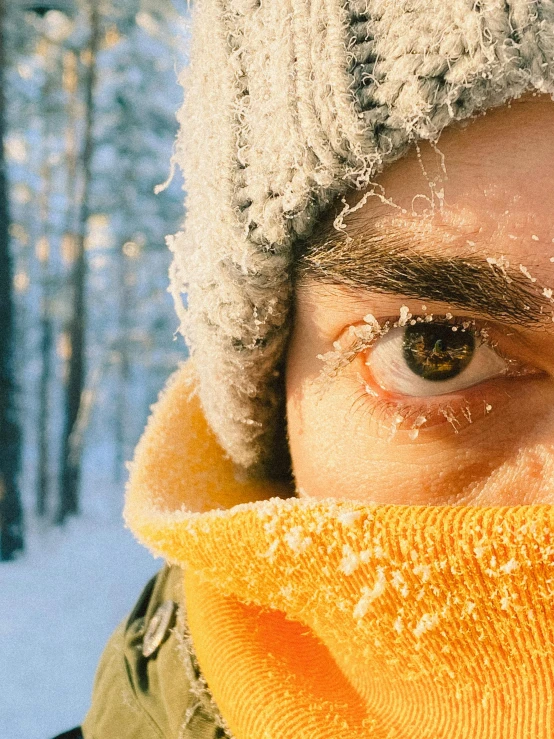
[125,363,554,739]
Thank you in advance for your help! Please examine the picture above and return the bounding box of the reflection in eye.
[402,323,475,381]
[366,320,508,397]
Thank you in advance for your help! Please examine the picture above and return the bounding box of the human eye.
[339,313,547,437]
[365,319,507,397]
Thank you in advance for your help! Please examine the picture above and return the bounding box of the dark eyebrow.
[295,236,548,326]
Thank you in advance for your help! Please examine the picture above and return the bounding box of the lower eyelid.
[352,360,544,439]
[356,389,488,439]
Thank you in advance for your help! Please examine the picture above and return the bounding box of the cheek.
[467,444,554,505]
[286,371,554,505]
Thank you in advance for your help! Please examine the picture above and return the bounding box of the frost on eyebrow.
[298,237,550,327]
[509,257,554,322]
[484,251,554,323]
[298,194,554,327]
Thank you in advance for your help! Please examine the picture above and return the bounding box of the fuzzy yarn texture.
[126,362,554,739]
[169,0,554,474]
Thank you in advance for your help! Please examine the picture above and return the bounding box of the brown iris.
[402,323,475,381]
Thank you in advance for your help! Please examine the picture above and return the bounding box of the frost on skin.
[519,264,537,283]
[332,186,403,236]
[317,317,384,380]
[397,305,412,327]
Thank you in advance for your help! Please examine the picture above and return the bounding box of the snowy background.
[2,510,161,739]
[1,3,189,737]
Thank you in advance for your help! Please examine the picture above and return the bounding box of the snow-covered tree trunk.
[57,0,99,523]
[0,0,24,559]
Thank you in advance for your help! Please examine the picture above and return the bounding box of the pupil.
[402,323,475,382]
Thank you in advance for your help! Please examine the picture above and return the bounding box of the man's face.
[286,95,554,506]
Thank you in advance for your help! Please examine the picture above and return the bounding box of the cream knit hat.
[169,0,554,476]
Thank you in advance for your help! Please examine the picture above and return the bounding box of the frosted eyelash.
[317,312,487,383]
[348,382,484,440]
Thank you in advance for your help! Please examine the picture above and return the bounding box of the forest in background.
[1,0,187,559]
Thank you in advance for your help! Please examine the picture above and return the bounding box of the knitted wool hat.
[169,0,554,476]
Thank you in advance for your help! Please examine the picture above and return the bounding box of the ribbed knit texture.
[171,0,554,473]
[126,363,554,738]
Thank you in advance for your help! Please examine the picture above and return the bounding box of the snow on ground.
[0,509,161,739]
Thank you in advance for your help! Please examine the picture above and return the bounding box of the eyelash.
[349,386,491,439]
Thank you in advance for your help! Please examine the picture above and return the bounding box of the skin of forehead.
[345,93,554,273]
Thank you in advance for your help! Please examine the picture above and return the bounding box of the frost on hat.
[169,0,554,476]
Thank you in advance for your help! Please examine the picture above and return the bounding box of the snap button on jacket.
[142,600,176,658]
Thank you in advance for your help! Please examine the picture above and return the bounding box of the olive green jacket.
[83,566,232,739]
